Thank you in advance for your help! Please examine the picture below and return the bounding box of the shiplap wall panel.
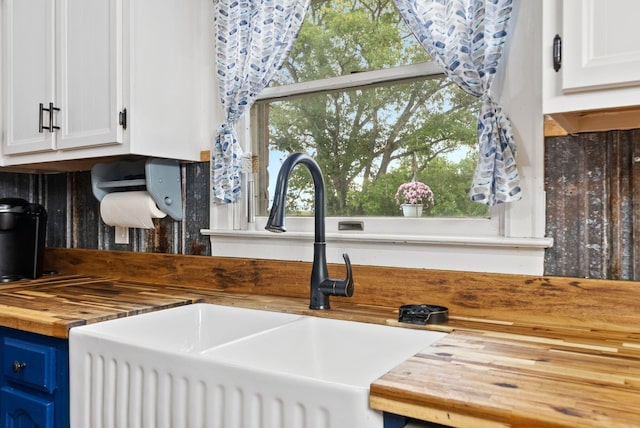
[0,172,37,202]
[545,129,640,280]
[182,162,210,255]
[0,162,209,256]
[42,173,68,249]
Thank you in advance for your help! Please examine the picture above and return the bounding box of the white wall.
[500,0,547,240]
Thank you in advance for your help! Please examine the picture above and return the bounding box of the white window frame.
[202,1,552,275]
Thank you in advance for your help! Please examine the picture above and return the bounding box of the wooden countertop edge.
[369,395,512,428]
[369,391,574,428]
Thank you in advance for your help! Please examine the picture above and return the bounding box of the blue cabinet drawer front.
[1,386,54,428]
[3,337,56,394]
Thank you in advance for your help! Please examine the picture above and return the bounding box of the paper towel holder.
[91,158,183,221]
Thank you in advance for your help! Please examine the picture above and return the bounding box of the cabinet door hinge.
[119,108,127,130]
[553,34,562,72]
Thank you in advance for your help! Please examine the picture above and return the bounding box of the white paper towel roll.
[100,191,167,229]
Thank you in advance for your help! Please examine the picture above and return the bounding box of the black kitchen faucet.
[266,153,354,309]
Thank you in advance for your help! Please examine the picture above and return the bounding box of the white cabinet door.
[562,0,640,93]
[1,0,211,166]
[2,0,55,154]
[55,0,120,150]
[1,0,119,155]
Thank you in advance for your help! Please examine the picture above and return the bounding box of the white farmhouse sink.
[69,303,446,428]
[73,303,302,353]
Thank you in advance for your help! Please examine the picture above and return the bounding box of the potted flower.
[395,181,434,216]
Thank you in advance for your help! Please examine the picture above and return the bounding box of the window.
[254,0,488,221]
[206,0,551,275]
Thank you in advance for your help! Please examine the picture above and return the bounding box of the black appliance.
[0,198,47,282]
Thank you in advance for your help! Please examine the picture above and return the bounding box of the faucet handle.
[320,253,354,298]
[341,253,354,297]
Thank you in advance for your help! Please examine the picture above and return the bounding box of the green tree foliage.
[276,0,428,82]
[352,154,488,217]
[265,0,484,217]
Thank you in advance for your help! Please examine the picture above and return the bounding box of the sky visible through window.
[257,0,487,218]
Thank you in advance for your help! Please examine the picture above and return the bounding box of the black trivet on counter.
[398,304,448,325]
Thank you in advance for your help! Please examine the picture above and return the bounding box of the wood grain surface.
[21,248,640,427]
[0,275,202,337]
[45,248,640,332]
[371,330,640,428]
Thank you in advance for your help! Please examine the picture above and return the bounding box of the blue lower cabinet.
[384,412,410,428]
[1,387,54,428]
[0,328,69,428]
[383,412,451,428]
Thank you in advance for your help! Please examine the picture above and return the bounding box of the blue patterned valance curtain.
[393,0,520,205]
[212,0,310,203]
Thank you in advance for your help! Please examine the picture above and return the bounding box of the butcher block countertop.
[6,248,638,427]
[0,275,203,338]
[370,328,640,427]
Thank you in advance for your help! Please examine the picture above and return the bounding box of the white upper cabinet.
[0,0,212,167]
[2,0,55,154]
[543,0,640,116]
[2,0,118,155]
[55,0,119,150]
[562,0,640,93]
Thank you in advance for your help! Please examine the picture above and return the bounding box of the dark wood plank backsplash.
[2,129,640,280]
[0,161,210,256]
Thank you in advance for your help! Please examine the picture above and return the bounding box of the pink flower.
[395,181,434,208]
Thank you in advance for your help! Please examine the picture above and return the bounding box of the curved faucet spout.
[265,153,353,310]
[265,153,325,242]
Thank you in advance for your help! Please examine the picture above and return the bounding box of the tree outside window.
[254,0,487,218]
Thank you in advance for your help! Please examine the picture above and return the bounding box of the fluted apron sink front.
[69,303,446,428]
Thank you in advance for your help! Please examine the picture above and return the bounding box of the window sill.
[202,229,552,248]
[201,229,553,275]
